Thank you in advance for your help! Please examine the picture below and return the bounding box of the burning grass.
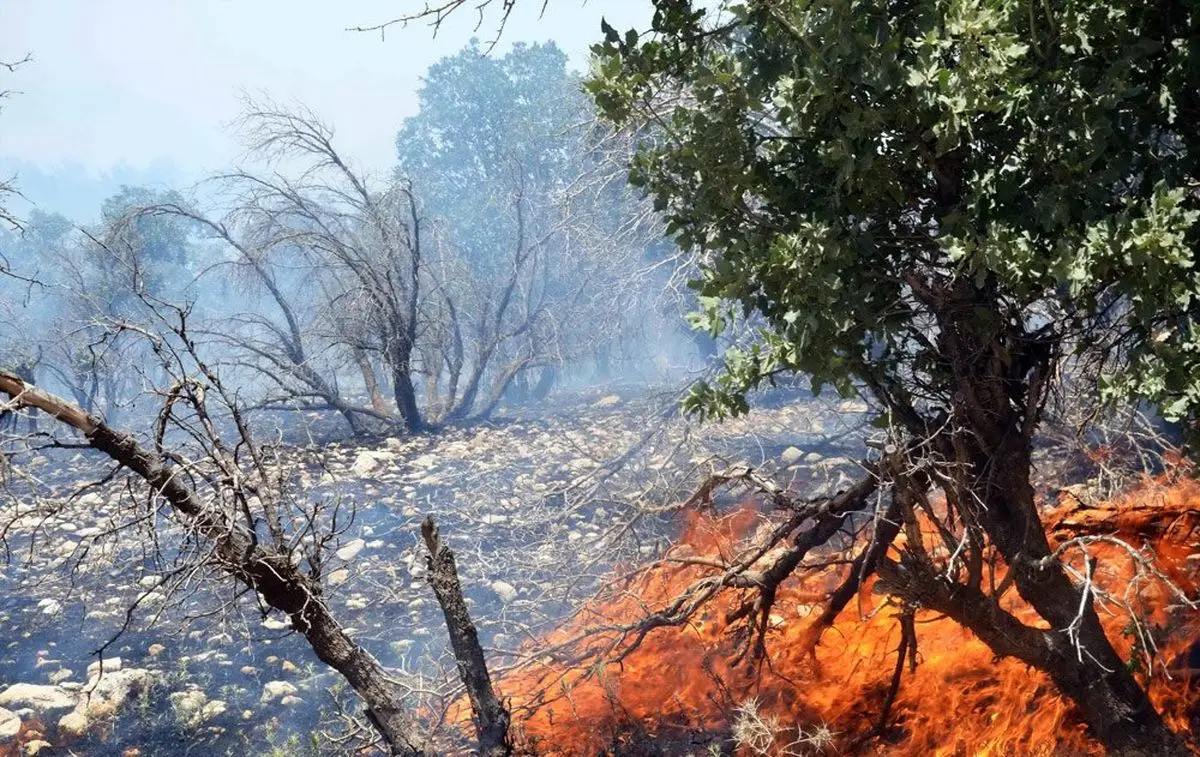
[491,470,1200,755]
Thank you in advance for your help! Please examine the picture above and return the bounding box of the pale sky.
[0,0,649,180]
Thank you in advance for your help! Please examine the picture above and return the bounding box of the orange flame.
[490,473,1200,755]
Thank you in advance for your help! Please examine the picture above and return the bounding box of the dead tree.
[422,517,511,757]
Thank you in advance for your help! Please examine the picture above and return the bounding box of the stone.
[23,740,52,756]
[77,668,149,720]
[86,657,122,678]
[490,581,518,603]
[169,690,208,720]
[0,684,76,715]
[779,446,804,465]
[147,644,166,658]
[262,618,290,631]
[0,707,19,743]
[328,568,350,587]
[74,527,102,539]
[260,681,298,703]
[335,538,365,562]
[200,700,227,721]
[48,669,72,685]
[279,695,304,708]
[37,599,62,617]
[138,576,160,589]
[57,710,90,737]
[593,395,622,408]
[280,661,298,674]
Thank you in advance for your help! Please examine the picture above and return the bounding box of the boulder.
[57,710,89,737]
[77,668,149,720]
[0,684,76,716]
[593,395,622,408]
[86,657,122,678]
[0,707,19,744]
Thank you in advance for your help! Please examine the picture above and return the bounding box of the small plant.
[730,699,834,757]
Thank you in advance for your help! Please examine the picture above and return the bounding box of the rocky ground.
[0,385,869,756]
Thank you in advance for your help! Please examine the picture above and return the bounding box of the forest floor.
[0,384,870,756]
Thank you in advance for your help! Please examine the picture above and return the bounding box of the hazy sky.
[0,1,649,179]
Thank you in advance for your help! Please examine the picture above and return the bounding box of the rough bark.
[421,517,511,757]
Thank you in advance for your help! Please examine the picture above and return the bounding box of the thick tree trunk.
[356,349,390,417]
[922,282,1186,755]
[389,343,425,433]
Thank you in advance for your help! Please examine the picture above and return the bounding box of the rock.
[327,568,350,586]
[262,618,290,631]
[57,710,90,736]
[147,644,166,658]
[593,395,622,408]
[86,657,122,678]
[0,707,19,743]
[48,669,72,685]
[345,596,369,611]
[23,740,52,756]
[74,527,102,539]
[200,699,227,721]
[169,690,208,725]
[77,668,149,720]
[279,695,304,708]
[280,661,298,674]
[0,684,76,715]
[779,446,804,465]
[480,514,509,525]
[351,450,394,477]
[335,538,366,562]
[138,576,160,589]
[260,681,298,703]
[490,581,518,603]
[37,599,62,617]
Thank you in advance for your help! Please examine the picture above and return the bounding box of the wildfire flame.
[493,472,1200,755]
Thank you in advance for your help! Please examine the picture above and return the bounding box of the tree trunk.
[356,349,390,417]
[924,282,1186,755]
[389,342,425,433]
[422,518,511,756]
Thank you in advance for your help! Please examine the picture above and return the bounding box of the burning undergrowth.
[489,468,1200,756]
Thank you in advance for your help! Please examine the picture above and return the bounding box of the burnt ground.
[0,385,869,756]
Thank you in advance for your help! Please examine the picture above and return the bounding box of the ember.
[495,472,1200,755]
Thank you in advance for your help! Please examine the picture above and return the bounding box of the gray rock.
[779,446,805,465]
[490,581,518,603]
[0,684,76,716]
[336,538,366,562]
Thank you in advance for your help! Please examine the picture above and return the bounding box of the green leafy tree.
[589,0,1197,753]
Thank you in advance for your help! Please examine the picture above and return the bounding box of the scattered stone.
[86,657,122,678]
[780,446,804,465]
[147,644,166,658]
[490,581,518,603]
[335,538,366,562]
[328,568,350,586]
[0,684,76,716]
[37,599,62,617]
[57,710,90,737]
[48,670,72,685]
[0,707,19,743]
[261,681,298,703]
[200,699,227,721]
[279,695,304,708]
[23,739,52,756]
[593,394,622,408]
[262,618,290,631]
[170,690,208,725]
[280,661,298,674]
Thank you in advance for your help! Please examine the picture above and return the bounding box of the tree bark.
[421,518,511,757]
